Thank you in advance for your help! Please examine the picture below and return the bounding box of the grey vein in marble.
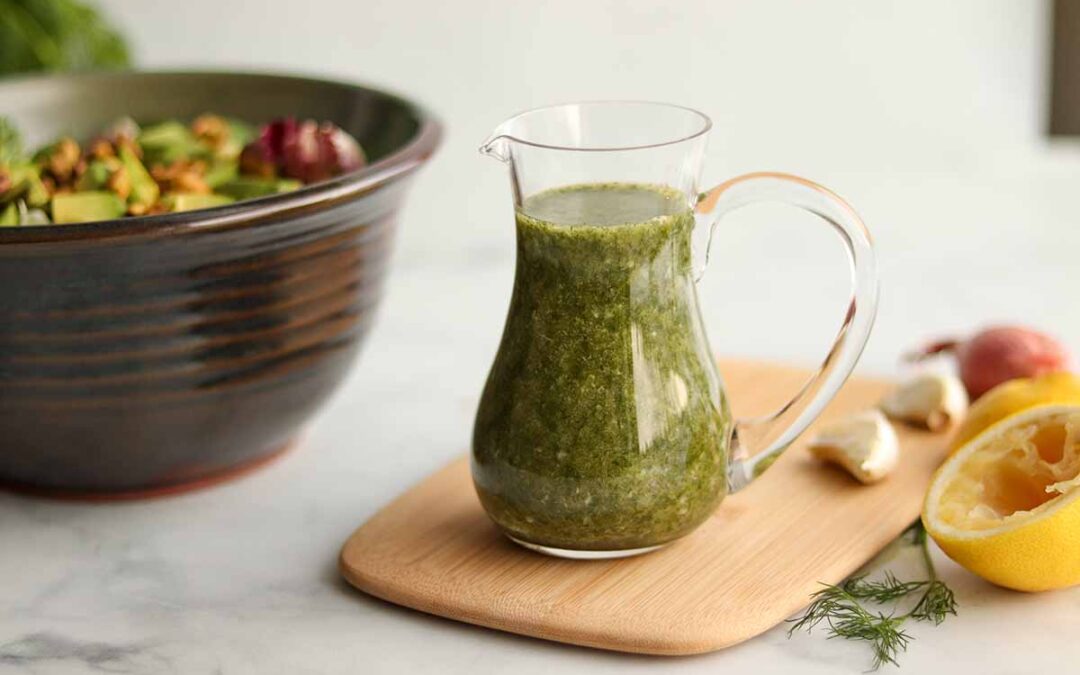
[0,633,165,673]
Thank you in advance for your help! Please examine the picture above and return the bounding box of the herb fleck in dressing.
[472,183,733,552]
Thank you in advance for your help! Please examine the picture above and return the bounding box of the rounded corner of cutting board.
[336,360,950,656]
[338,528,388,596]
[338,537,364,589]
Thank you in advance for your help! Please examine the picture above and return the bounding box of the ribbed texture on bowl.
[1,212,387,404]
[0,186,408,493]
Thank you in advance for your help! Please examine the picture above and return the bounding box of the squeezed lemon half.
[923,404,1080,592]
[949,372,1080,453]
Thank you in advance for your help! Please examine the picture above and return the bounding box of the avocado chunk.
[76,160,113,191]
[138,120,190,146]
[227,118,256,146]
[203,160,238,188]
[24,173,49,207]
[16,166,49,207]
[214,119,256,160]
[139,121,206,164]
[275,178,302,193]
[0,202,17,226]
[162,192,234,213]
[117,144,159,208]
[2,165,50,207]
[52,191,125,224]
[216,177,301,201]
[138,120,190,147]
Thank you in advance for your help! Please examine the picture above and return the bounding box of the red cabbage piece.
[240,118,365,183]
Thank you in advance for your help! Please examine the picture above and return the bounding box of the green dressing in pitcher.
[472,183,733,552]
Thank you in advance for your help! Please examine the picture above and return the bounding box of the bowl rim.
[0,69,442,247]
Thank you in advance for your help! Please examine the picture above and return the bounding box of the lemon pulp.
[937,410,1080,531]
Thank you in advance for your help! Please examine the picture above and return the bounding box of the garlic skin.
[808,410,900,484]
[880,371,968,431]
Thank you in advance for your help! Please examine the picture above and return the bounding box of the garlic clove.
[808,410,899,484]
[880,371,968,431]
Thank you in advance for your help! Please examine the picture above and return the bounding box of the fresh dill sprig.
[843,572,928,603]
[908,527,958,624]
[787,521,957,670]
[909,580,957,625]
[788,582,912,669]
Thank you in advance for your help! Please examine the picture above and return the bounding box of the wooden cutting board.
[340,359,950,655]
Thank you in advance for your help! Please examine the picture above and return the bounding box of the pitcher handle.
[695,172,879,492]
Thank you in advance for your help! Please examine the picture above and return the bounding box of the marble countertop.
[5,0,1080,664]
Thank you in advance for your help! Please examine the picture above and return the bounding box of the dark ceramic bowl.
[0,71,440,497]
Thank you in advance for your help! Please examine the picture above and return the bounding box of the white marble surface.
[5,0,1080,672]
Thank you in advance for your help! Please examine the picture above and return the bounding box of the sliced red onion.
[240,117,366,183]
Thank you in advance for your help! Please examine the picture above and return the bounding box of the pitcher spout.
[479,134,511,163]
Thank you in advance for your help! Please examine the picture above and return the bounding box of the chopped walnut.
[151,159,209,193]
[151,160,197,182]
[90,139,115,160]
[106,166,131,200]
[47,137,82,183]
[127,202,148,216]
[172,171,210,194]
[192,114,229,149]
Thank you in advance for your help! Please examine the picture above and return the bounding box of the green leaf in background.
[0,0,130,76]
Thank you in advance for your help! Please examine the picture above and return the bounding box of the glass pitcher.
[472,102,877,559]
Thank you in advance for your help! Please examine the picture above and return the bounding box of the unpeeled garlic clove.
[880,371,968,431]
[808,409,899,484]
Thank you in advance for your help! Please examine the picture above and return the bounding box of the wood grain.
[339,359,950,655]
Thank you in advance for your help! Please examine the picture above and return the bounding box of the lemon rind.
[924,404,1080,541]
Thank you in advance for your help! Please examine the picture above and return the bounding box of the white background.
[2,1,1079,673]
[98,0,1079,372]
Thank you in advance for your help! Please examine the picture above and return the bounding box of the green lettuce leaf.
[0,0,130,75]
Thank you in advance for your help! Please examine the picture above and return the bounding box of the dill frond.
[910,580,957,625]
[788,582,912,669]
[787,521,957,670]
[843,572,928,603]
